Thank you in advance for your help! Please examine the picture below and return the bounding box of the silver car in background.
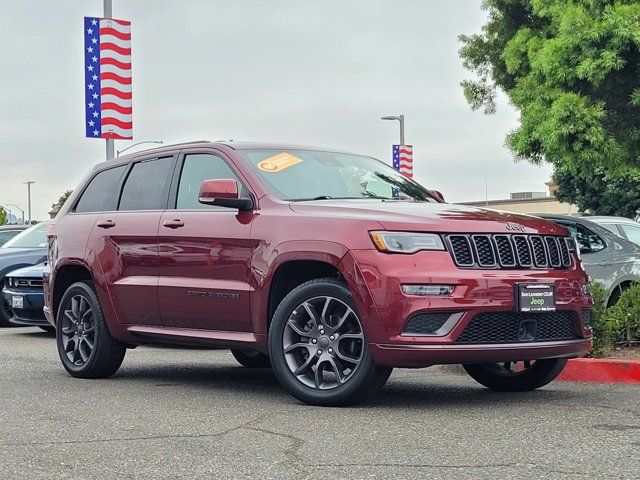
[538,215,640,306]
[587,216,640,246]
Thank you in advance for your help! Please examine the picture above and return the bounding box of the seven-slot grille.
[445,234,572,269]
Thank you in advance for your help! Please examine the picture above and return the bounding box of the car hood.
[289,200,568,235]
[5,263,46,278]
[0,248,47,275]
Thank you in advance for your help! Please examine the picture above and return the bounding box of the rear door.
[92,154,177,326]
[157,149,257,332]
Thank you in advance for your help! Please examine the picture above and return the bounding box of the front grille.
[7,277,43,289]
[445,234,572,270]
[456,311,578,344]
[403,313,452,335]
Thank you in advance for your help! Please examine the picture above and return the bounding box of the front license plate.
[11,296,23,309]
[517,284,555,312]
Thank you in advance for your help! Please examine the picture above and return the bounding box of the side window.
[75,165,126,213]
[600,223,621,235]
[176,154,241,210]
[621,224,640,245]
[562,221,605,254]
[119,157,175,211]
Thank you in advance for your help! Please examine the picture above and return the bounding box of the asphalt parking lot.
[1,327,639,480]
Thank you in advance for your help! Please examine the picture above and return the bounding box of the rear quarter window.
[75,165,126,213]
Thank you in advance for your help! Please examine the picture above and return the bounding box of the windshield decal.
[257,153,303,173]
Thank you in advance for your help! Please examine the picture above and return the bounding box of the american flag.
[84,17,132,139]
[392,144,413,178]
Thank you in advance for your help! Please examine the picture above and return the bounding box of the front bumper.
[340,249,593,368]
[2,287,47,326]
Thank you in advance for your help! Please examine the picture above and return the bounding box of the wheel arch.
[52,261,94,322]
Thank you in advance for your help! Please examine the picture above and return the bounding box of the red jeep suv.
[44,141,592,406]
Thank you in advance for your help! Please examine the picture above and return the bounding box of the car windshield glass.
[236,149,436,202]
[2,222,50,249]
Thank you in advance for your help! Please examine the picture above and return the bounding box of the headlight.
[370,231,445,254]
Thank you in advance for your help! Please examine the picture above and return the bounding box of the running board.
[126,325,258,349]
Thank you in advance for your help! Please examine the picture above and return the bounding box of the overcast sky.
[0,0,553,221]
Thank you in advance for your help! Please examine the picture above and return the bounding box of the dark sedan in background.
[0,222,50,326]
[3,263,52,332]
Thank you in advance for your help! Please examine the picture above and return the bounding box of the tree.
[459,0,640,209]
[50,190,73,218]
[0,207,6,226]
[554,166,640,216]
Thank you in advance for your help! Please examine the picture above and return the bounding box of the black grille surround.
[445,234,572,270]
[455,311,579,344]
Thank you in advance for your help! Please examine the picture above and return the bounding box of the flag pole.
[104,0,115,160]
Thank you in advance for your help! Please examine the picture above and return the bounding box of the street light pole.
[117,140,163,157]
[24,181,35,224]
[104,0,115,160]
[381,115,405,145]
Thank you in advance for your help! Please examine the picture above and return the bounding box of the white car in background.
[587,216,640,246]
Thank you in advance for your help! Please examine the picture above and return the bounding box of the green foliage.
[459,0,640,193]
[0,207,6,226]
[587,281,610,356]
[605,284,640,345]
[50,190,72,218]
[554,165,640,216]
[588,282,640,356]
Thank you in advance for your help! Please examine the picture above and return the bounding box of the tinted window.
[75,166,126,213]
[0,231,19,246]
[560,221,606,254]
[176,154,240,210]
[119,157,174,211]
[621,224,640,245]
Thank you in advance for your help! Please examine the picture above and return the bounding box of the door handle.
[97,220,115,229]
[162,219,185,229]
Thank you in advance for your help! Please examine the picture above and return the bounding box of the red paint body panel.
[44,141,593,368]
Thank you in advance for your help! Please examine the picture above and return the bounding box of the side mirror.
[198,179,253,211]
[429,190,445,202]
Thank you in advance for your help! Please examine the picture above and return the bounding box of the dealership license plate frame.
[516,283,556,313]
[11,296,23,309]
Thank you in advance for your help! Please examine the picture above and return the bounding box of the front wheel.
[269,278,392,407]
[463,358,568,391]
[0,300,15,327]
[56,281,126,378]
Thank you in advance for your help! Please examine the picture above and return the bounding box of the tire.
[231,348,271,368]
[56,281,126,378]
[0,299,15,327]
[269,277,392,406]
[607,284,629,307]
[39,325,56,333]
[463,358,568,392]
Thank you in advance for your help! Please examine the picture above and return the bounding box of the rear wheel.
[56,281,126,378]
[231,349,271,368]
[269,278,392,406]
[463,358,567,391]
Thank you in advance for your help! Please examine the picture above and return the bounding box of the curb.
[557,358,640,384]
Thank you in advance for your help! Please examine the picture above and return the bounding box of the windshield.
[2,222,50,249]
[236,149,437,202]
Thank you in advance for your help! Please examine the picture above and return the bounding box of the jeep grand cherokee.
[44,141,592,406]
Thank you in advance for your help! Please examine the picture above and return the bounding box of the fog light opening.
[401,284,455,296]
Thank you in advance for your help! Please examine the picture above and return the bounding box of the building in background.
[460,181,579,215]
